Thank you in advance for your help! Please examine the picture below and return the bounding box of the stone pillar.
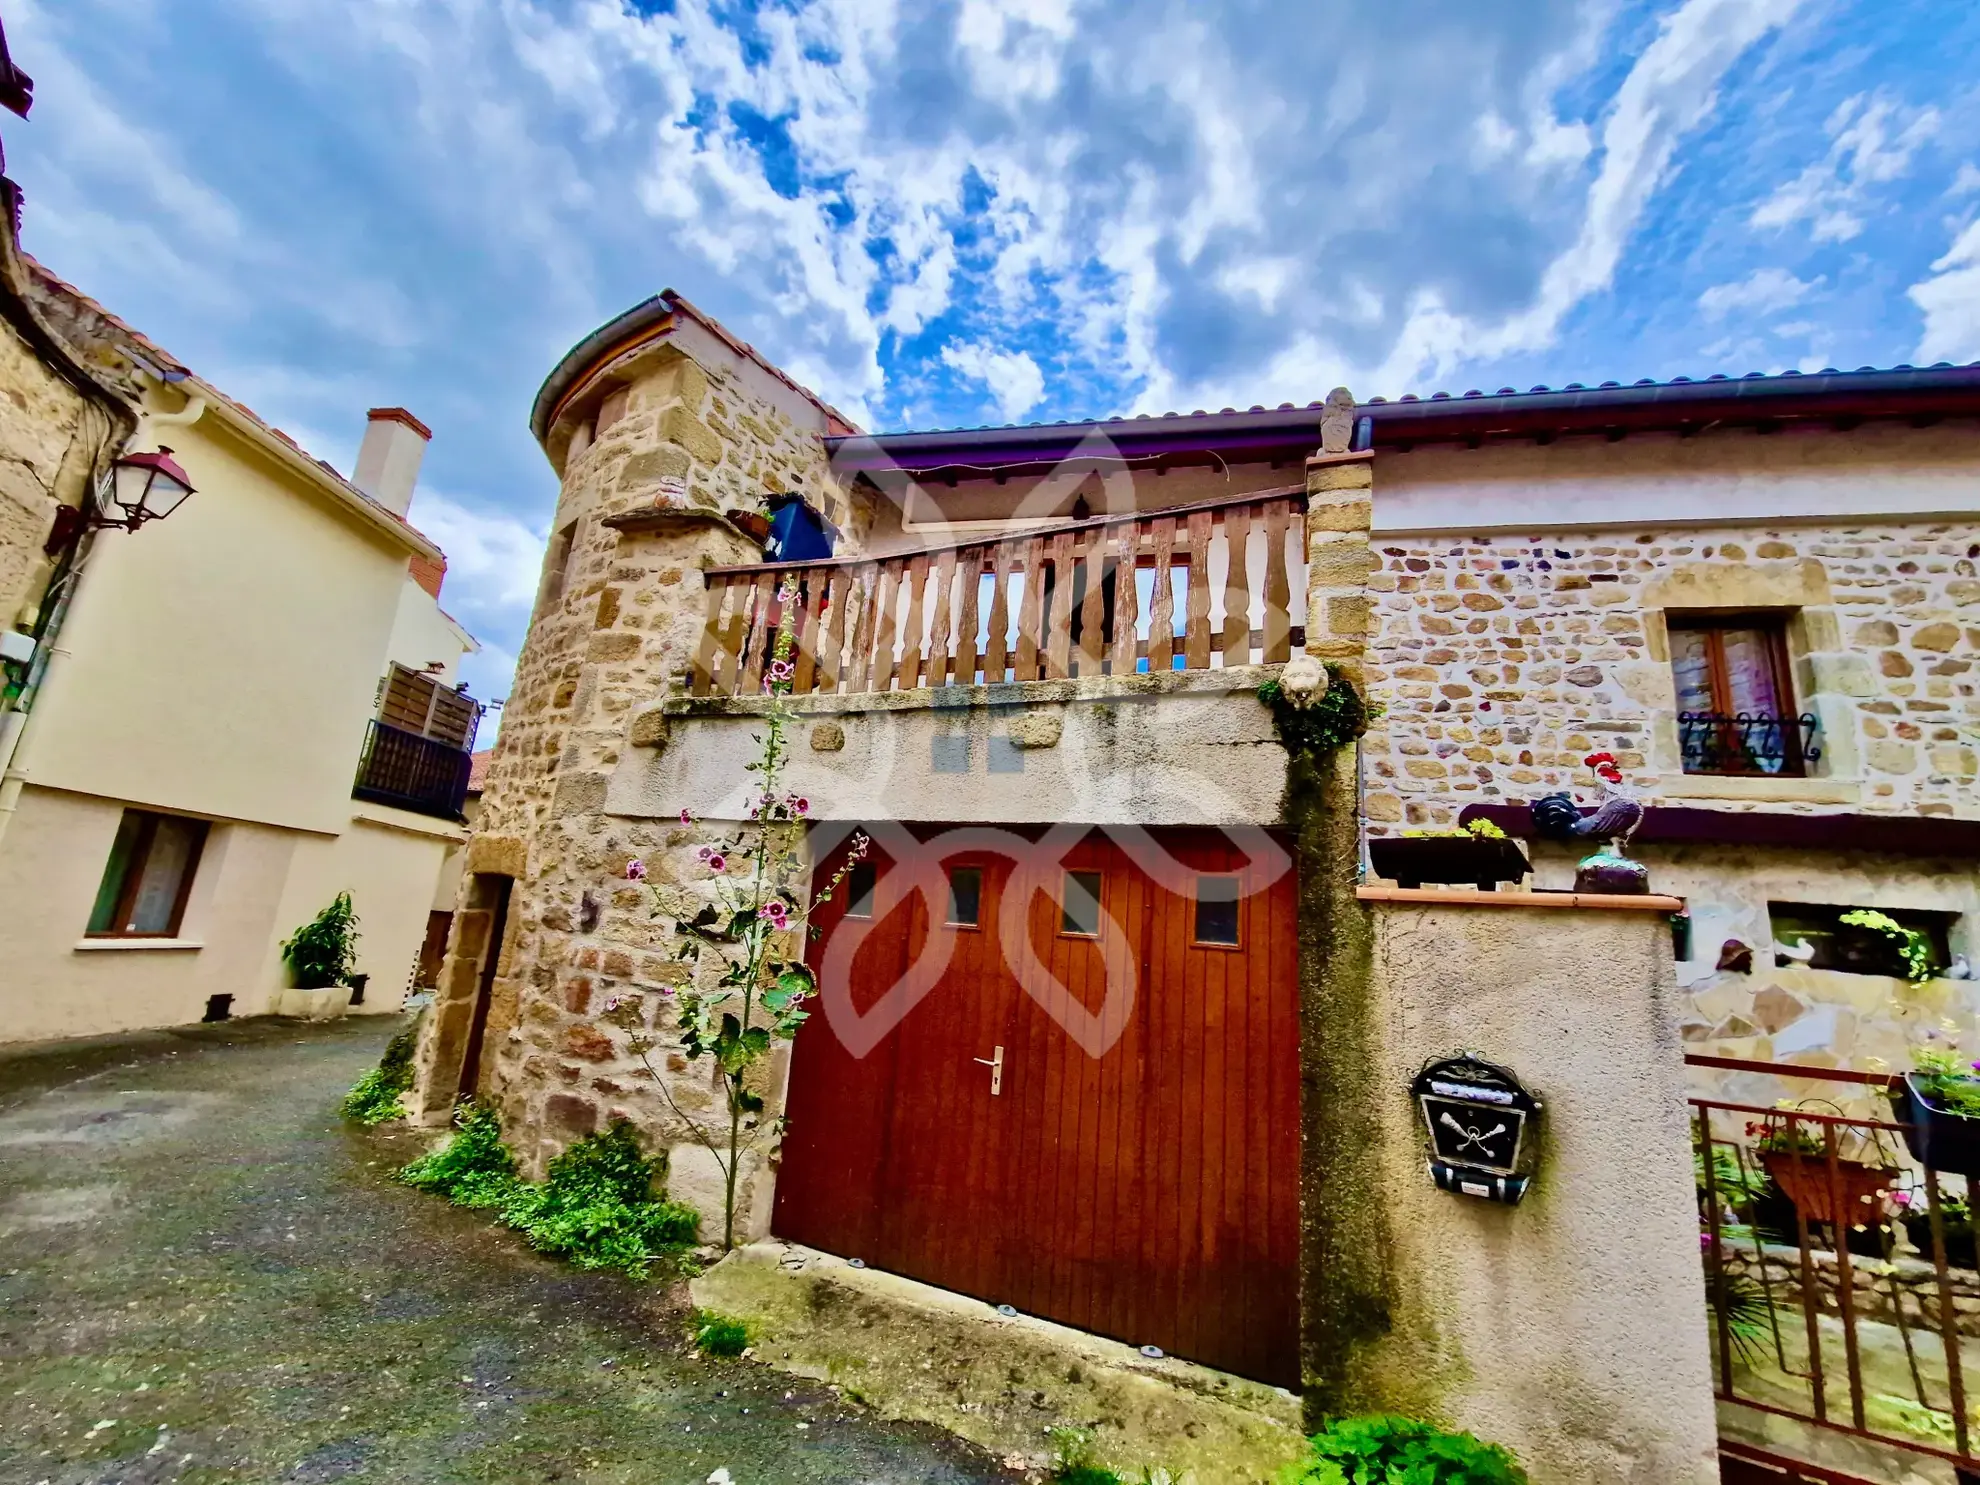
[1292,384,1392,1419]
[1303,387,1374,689]
[1340,889,1718,1485]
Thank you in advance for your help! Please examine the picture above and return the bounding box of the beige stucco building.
[0,262,481,1043]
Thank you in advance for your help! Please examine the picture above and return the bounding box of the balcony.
[353,719,474,821]
[689,489,1309,698]
[1678,711,1820,778]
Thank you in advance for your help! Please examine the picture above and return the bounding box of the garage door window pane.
[1195,875,1240,946]
[1061,870,1102,937]
[947,867,982,927]
[845,860,876,918]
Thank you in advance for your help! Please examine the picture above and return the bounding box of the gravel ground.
[0,1015,1011,1485]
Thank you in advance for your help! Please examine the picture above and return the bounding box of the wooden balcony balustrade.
[688,488,1311,698]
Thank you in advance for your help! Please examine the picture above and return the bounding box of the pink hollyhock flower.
[707,853,726,873]
[792,796,810,816]
[769,659,793,681]
[696,845,714,863]
[679,808,694,826]
[625,859,647,881]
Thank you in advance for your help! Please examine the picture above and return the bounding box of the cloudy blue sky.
[5,0,1977,716]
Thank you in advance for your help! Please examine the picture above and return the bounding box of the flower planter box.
[1897,1073,1980,1178]
[1368,836,1529,892]
[1759,1149,1895,1227]
[279,984,354,1021]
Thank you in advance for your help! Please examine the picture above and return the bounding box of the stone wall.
[1361,522,1979,831]
[415,321,842,1231]
[0,299,114,634]
[1714,1239,1980,1338]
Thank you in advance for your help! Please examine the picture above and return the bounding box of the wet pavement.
[0,1016,1010,1484]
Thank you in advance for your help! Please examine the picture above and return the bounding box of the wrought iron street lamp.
[100,446,194,530]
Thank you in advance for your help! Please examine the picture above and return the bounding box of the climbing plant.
[611,579,869,1249]
[1258,657,1374,757]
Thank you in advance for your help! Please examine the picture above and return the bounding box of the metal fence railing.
[1678,709,1820,777]
[1692,1056,1980,1477]
[352,719,473,821]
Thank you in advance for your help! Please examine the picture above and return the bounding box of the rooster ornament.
[1529,753,1651,894]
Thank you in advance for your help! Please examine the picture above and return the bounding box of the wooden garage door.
[773,827,1300,1386]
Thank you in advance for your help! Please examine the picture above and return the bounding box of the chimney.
[353,407,431,516]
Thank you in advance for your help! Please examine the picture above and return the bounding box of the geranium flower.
[625,859,647,881]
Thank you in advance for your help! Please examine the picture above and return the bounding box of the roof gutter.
[825,363,1980,474]
[1359,364,1980,447]
[530,294,672,448]
[827,405,1331,477]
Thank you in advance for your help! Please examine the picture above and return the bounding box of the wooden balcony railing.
[689,489,1309,698]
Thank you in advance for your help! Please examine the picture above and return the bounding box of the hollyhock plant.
[609,578,870,1249]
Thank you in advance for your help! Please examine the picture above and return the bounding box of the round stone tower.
[410,291,856,1234]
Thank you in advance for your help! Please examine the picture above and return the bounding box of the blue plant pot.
[1897,1073,1980,1178]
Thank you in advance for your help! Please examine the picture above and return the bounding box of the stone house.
[412,291,1974,1480]
[0,260,483,1041]
[1344,380,1979,1114]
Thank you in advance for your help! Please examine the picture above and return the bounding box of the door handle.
[972,1045,1004,1096]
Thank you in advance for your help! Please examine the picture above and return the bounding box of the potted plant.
[1896,1047,1980,1177]
[1749,1116,1895,1228]
[1368,817,1530,891]
[280,890,361,1020]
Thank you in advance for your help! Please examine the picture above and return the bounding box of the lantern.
[101,446,194,530]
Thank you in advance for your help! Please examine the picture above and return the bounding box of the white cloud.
[404,488,547,617]
[1909,218,1980,365]
[1751,92,1940,242]
[940,342,1047,422]
[1950,163,1980,199]
[1358,0,1807,395]
[1698,266,1821,320]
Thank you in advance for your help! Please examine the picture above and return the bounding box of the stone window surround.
[1636,558,1864,803]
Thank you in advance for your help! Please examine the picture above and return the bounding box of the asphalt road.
[0,1015,1009,1485]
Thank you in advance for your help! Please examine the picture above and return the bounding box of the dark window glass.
[1669,615,1804,776]
[1194,875,1240,946]
[845,860,876,918]
[1770,902,1954,978]
[947,867,983,927]
[87,810,208,937]
[1061,869,1102,937]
